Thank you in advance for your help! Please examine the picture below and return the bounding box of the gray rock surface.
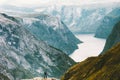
[0,13,75,80]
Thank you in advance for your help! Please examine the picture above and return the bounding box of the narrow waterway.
[70,34,106,62]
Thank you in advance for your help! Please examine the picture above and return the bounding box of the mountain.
[1,4,120,34]
[61,21,120,80]
[41,6,113,34]
[102,21,120,53]
[2,6,120,35]
[95,8,120,38]
[22,14,81,55]
[0,13,75,80]
[61,42,120,80]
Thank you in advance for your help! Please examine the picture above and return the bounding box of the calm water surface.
[70,34,106,62]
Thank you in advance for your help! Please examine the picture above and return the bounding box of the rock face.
[102,21,120,53]
[0,13,75,80]
[95,8,120,38]
[2,5,120,34]
[22,14,81,55]
[61,42,120,80]
[42,6,112,34]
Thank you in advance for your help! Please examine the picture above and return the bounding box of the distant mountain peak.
[22,13,81,54]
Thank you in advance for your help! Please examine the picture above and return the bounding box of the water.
[70,34,106,62]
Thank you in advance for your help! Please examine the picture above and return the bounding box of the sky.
[0,0,120,8]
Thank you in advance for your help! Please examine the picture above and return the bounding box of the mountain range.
[41,6,113,34]
[1,5,120,36]
[1,4,120,80]
[0,13,75,80]
[21,14,81,55]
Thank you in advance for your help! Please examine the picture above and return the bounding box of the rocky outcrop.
[0,13,75,80]
[22,14,81,55]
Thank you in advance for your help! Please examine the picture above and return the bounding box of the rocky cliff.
[22,14,81,55]
[0,13,75,80]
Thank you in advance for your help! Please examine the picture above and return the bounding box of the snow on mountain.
[95,8,120,39]
[1,5,119,35]
[22,14,81,55]
[0,13,75,80]
[40,6,113,34]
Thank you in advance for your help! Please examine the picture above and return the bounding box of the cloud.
[0,0,120,7]
[51,0,120,5]
[34,8,46,12]
[0,0,7,5]
[8,0,50,7]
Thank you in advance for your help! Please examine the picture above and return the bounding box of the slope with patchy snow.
[0,13,75,80]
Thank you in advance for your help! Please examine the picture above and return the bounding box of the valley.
[0,0,120,80]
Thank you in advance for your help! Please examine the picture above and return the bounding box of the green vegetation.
[62,43,120,80]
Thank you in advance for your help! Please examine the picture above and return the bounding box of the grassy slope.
[62,43,120,80]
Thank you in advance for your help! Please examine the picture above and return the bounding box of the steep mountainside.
[62,42,120,80]
[95,8,120,38]
[0,13,75,80]
[42,6,112,34]
[102,21,120,53]
[22,14,81,55]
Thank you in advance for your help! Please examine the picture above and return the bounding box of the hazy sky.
[0,0,120,7]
